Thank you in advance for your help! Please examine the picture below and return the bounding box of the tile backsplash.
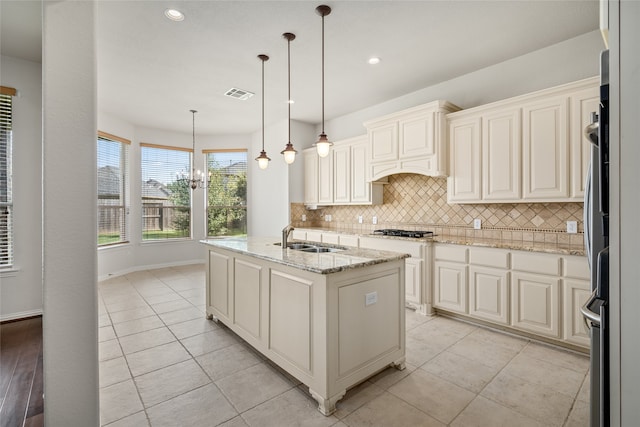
[291,173,585,249]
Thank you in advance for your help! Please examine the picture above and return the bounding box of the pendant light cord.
[321,12,325,134]
[288,36,291,143]
[262,58,265,152]
[191,110,196,176]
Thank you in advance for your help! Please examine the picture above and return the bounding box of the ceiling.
[2,1,599,136]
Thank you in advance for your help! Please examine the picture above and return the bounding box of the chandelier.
[177,109,211,189]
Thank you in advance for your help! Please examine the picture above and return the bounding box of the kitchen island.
[201,237,408,415]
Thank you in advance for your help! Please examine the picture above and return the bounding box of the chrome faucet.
[282,224,295,249]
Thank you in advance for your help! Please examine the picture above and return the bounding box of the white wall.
[320,30,604,142]
[0,55,43,321]
[97,113,252,279]
[610,0,640,424]
[43,1,99,425]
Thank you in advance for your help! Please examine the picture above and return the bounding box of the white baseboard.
[0,308,43,322]
[98,259,205,282]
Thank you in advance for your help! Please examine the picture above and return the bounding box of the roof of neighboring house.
[214,161,247,176]
[142,179,171,200]
[97,165,120,197]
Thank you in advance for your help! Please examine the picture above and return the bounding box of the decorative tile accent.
[291,174,584,251]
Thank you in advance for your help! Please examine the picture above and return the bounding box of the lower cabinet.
[510,271,560,338]
[563,279,591,347]
[468,266,509,325]
[405,257,423,308]
[433,261,467,314]
[433,243,590,350]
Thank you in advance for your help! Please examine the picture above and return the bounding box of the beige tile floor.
[99,264,590,427]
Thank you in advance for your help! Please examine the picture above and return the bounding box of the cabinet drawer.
[563,255,590,280]
[434,244,468,263]
[511,251,561,276]
[469,247,510,269]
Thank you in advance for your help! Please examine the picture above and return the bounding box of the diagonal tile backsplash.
[291,174,584,250]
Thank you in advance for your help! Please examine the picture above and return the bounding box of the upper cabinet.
[303,135,384,207]
[364,100,461,181]
[447,77,599,204]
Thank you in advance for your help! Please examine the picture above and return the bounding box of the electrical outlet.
[372,216,378,225]
[324,214,332,222]
[567,221,578,234]
[301,214,306,222]
[473,219,482,230]
[365,291,378,306]
[358,215,363,224]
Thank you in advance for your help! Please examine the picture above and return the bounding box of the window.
[0,86,16,268]
[205,150,247,237]
[97,131,130,246]
[141,143,192,240]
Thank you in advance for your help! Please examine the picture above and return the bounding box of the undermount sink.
[273,242,345,253]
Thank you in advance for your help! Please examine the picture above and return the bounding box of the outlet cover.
[372,216,378,225]
[358,215,363,224]
[473,219,482,230]
[567,221,578,234]
[365,291,377,306]
[301,214,306,222]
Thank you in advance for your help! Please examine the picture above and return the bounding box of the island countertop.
[200,236,410,275]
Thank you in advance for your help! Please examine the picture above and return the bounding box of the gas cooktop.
[372,229,434,238]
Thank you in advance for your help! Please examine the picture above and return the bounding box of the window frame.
[97,131,131,248]
[140,142,193,242]
[204,149,248,238]
[0,86,16,268]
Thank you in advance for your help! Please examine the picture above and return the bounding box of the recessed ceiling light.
[368,57,381,65]
[164,9,184,21]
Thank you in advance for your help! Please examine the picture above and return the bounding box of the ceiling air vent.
[225,88,254,101]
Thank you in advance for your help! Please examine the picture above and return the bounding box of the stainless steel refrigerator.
[581,49,610,427]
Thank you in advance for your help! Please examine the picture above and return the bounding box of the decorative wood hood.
[363,100,460,181]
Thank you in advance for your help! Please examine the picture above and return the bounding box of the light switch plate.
[358,215,363,224]
[301,214,306,222]
[567,221,578,234]
[473,219,482,230]
[372,216,378,225]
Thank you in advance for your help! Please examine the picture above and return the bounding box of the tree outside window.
[206,150,247,237]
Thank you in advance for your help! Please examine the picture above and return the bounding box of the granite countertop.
[294,227,586,256]
[200,236,410,275]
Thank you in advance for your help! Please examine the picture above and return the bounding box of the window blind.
[206,150,247,237]
[97,131,130,246]
[0,87,15,267]
[140,143,192,240]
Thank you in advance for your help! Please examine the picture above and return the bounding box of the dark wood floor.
[0,316,44,427]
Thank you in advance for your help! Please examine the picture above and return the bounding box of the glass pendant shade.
[281,142,297,164]
[315,133,332,158]
[256,150,270,170]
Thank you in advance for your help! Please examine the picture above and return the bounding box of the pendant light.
[256,54,271,170]
[177,109,210,190]
[314,4,332,158]
[280,32,297,165]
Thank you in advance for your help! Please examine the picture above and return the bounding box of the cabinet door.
[468,266,509,325]
[570,87,599,200]
[447,117,481,202]
[351,140,371,203]
[303,150,318,205]
[333,144,351,204]
[482,108,521,200]
[369,123,398,162]
[405,257,423,306]
[321,233,340,245]
[563,279,591,347]
[522,96,569,200]
[399,112,433,158]
[318,152,334,204]
[433,261,467,314]
[511,272,560,338]
[208,250,232,322]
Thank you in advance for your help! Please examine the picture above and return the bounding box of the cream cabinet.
[359,236,432,315]
[433,244,468,314]
[446,77,599,204]
[570,87,600,199]
[303,150,319,206]
[522,96,569,200]
[433,243,590,350]
[303,136,383,207]
[483,108,521,200]
[365,100,460,181]
[447,117,481,202]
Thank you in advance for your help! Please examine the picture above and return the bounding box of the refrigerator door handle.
[581,289,601,329]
